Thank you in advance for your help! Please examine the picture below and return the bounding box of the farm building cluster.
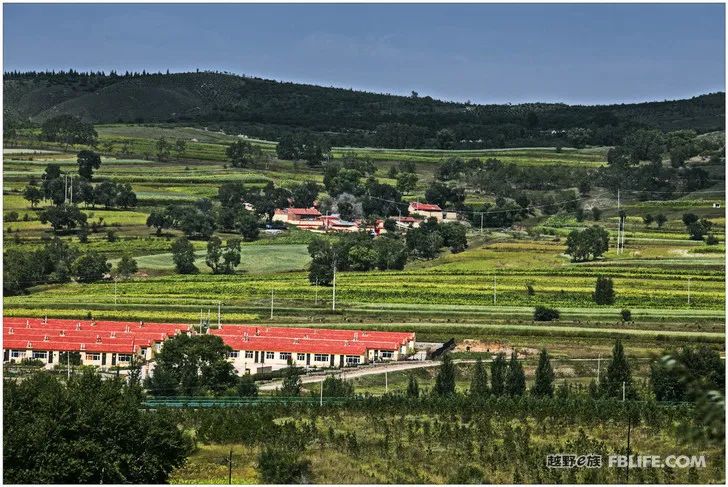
[272,202,461,234]
[2,317,416,375]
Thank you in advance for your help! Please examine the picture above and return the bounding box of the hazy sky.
[4,3,725,105]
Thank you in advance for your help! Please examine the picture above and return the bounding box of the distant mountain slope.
[4,71,725,149]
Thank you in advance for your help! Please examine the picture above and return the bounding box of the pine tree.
[406,374,419,398]
[531,349,555,397]
[490,353,507,396]
[505,351,526,396]
[434,354,456,396]
[469,358,489,397]
[593,276,615,305]
[600,339,636,399]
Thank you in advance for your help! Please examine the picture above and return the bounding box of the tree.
[171,237,198,274]
[436,128,456,149]
[650,346,724,402]
[655,213,667,228]
[531,349,555,397]
[280,367,302,396]
[322,376,354,397]
[406,374,419,398]
[593,276,615,305]
[469,358,489,397]
[226,140,262,168]
[591,207,602,221]
[236,210,260,241]
[237,375,259,397]
[438,222,468,253]
[146,334,238,396]
[156,137,172,161]
[565,225,610,262]
[433,353,456,396]
[146,209,171,236]
[687,219,713,241]
[621,309,632,322]
[116,254,138,279]
[257,446,311,484]
[39,204,88,233]
[682,213,699,226]
[40,114,97,147]
[642,214,654,227]
[4,370,190,483]
[71,252,110,283]
[76,150,102,180]
[205,236,224,274]
[490,353,507,396]
[174,139,187,160]
[290,181,320,208]
[396,172,418,194]
[373,236,408,270]
[600,339,636,399]
[534,306,560,321]
[22,185,43,208]
[505,352,526,396]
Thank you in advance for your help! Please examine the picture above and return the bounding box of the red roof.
[288,207,321,216]
[409,202,442,212]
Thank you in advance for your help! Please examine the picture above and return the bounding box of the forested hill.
[4,70,725,149]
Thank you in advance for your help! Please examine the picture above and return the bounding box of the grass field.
[3,126,725,361]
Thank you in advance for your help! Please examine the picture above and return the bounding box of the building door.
[306,353,311,366]
[101,353,107,366]
[330,355,335,367]
[254,351,259,363]
[339,355,344,367]
[261,352,265,364]
[111,354,116,366]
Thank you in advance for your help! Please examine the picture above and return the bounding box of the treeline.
[6,71,724,149]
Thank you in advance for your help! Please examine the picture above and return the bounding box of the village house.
[408,202,459,222]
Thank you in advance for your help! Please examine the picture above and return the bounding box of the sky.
[3,3,725,105]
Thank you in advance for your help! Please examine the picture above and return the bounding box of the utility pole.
[227,448,233,484]
[493,274,497,304]
[320,376,324,406]
[114,279,117,308]
[315,278,318,305]
[622,381,626,402]
[218,301,221,327]
[480,213,483,235]
[687,277,692,307]
[597,354,601,384]
[385,370,388,393]
[270,290,274,319]
[332,262,337,312]
[67,351,71,380]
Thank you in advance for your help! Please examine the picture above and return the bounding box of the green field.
[3,125,725,360]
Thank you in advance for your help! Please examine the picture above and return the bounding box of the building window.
[245,351,254,359]
[32,351,48,360]
[297,353,306,362]
[87,353,101,361]
[117,354,131,362]
[314,354,329,362]
[265,351,275,360]
[280,352,291,361]
[346,355,360,365]
[228,351,239,358]
[381,351,394,359]
[11,350,23,358]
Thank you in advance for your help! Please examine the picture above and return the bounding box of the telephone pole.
[218,301,221,327]
[227,448,233,484]
[493,274,497,304]
[270,290,274,319]
[332,263,337,311]
[687,277,692,307]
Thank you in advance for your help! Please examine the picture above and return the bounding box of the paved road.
[259,360,440,391]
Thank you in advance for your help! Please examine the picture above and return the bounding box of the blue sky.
[4,3,725,105]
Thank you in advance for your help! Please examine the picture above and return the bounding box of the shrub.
[534,306,560,321]
[620,309,632,322]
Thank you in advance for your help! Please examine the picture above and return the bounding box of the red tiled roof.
[221,336,368,356]
[288,207,321,216]
[409,202,442,212]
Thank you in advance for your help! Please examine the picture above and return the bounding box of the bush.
[257,446,311,484]
[534,306,560,321]
[705,234,719,245]
[620,309,632,322]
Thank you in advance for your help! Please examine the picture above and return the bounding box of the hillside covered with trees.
[4,70,725,149]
